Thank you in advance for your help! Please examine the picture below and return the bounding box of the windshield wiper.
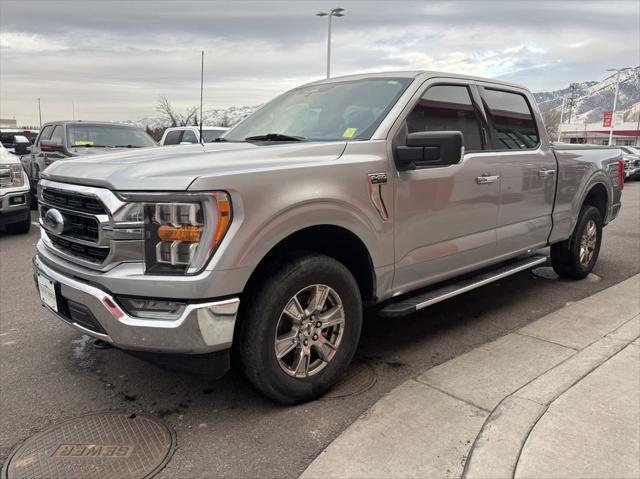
[114,145,143,148]
[244,133,305,142]
[213,137,228,142]
[72,144,111,148]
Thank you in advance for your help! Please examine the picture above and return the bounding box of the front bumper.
[625,167,640,179]
[33,254,240,355]
[0,189,29,226]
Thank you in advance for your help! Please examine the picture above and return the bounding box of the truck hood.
[42,141,347,191]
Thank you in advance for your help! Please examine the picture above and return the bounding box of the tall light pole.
[37,98,42,128]
[316,7,344,79]
[607,67,631,146]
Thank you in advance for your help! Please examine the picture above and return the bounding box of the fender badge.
[367,173,389,221]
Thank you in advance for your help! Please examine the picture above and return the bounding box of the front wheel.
[5,214,31,234]
[237,253,362,404]
[551,205,602,279]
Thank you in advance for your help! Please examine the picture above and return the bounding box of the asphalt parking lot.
[1,182,639,479]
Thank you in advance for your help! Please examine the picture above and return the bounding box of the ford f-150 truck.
[33,72,624,404]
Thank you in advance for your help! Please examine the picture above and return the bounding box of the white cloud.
[0,0,638,125]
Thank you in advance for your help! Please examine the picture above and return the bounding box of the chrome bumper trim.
[33,254,240,354]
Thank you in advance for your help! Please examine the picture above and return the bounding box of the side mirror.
[395,131,464,171]
[13,136,31,156]
[40,140,64,153]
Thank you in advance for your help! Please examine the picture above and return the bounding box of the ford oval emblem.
[44,209,65,235]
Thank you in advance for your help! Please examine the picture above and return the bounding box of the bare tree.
[156,96,198,127]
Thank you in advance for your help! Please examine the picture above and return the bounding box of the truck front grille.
[42,188,106,214]
[46,232,109,263]
[38,180,143,270]
[40,205,100,242]
[0,167,11,187]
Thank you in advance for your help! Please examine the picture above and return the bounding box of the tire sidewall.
[569,206,602,277]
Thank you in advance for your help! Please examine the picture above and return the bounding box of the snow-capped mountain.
[123,105,260,130]
[534,66,640,123]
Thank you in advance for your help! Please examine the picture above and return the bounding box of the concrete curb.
[301,274,640,479]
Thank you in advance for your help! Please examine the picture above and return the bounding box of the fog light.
[118,297,186,320]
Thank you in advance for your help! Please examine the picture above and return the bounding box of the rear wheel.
[237,253,362,404]
[551,205,602,279]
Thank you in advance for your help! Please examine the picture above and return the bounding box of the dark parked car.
[20,121,157,207]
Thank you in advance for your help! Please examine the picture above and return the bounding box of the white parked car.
[159,126,229,145]
[0,141,31,234]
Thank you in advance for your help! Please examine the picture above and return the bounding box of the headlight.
[120,192,232,275]
[3,164,25,188]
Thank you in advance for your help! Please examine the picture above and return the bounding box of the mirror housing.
[40,140,64,153]
[13,136,31,155]
[395,131,464,170]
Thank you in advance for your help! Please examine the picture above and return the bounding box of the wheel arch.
[241,224,377,306]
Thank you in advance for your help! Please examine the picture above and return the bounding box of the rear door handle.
[476,174,500,184]
[538,168,556,177]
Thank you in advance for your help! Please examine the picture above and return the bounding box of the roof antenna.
[199,50,204,145]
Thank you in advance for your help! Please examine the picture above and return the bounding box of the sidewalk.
[302,274,640,479]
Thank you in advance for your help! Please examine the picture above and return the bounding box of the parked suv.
[160,126,229,145]
[21,121,156,207]
[34,72,623,404]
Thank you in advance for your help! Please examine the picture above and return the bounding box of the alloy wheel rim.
[274,284,345,378]
[579,219,597,265]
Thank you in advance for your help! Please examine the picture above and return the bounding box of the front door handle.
[538,168,556,177]
[476,174,500,184]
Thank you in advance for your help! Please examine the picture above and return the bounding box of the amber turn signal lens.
[214,196,232,245]
[157,224,202,243]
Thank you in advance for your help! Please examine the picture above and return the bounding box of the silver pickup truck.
[33,71,624,403]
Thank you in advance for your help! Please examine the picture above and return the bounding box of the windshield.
[224,77,413,142]
[67,125,156,148]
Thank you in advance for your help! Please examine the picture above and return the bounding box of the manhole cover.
[323,362,377,399]
[2,412,175,479]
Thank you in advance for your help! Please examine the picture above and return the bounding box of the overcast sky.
[1,0,638,126]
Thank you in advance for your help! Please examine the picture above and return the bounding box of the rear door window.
[50,125,65,145]
[482,89,539,150]
[181,130,198,143]
[406,84,484,151]
[163,130,182,145]
[36,125,54,146]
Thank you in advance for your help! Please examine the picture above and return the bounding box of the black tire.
[30,190,38,210]
[551,205,602,279]
[5,215,31,234]
[237,252,362,404]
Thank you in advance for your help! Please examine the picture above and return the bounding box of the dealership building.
[558,104,640,146]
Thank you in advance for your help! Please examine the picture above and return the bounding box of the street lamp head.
[331,7,345,13]
[316,11,329,16]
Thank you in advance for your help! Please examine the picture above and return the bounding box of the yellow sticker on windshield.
[74,140,94,146]
[342,128,358,138]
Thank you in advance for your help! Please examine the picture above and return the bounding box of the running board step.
[378,255,547,318]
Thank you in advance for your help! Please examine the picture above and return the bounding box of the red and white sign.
[603,111,613,127]
[613,111,624,126]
